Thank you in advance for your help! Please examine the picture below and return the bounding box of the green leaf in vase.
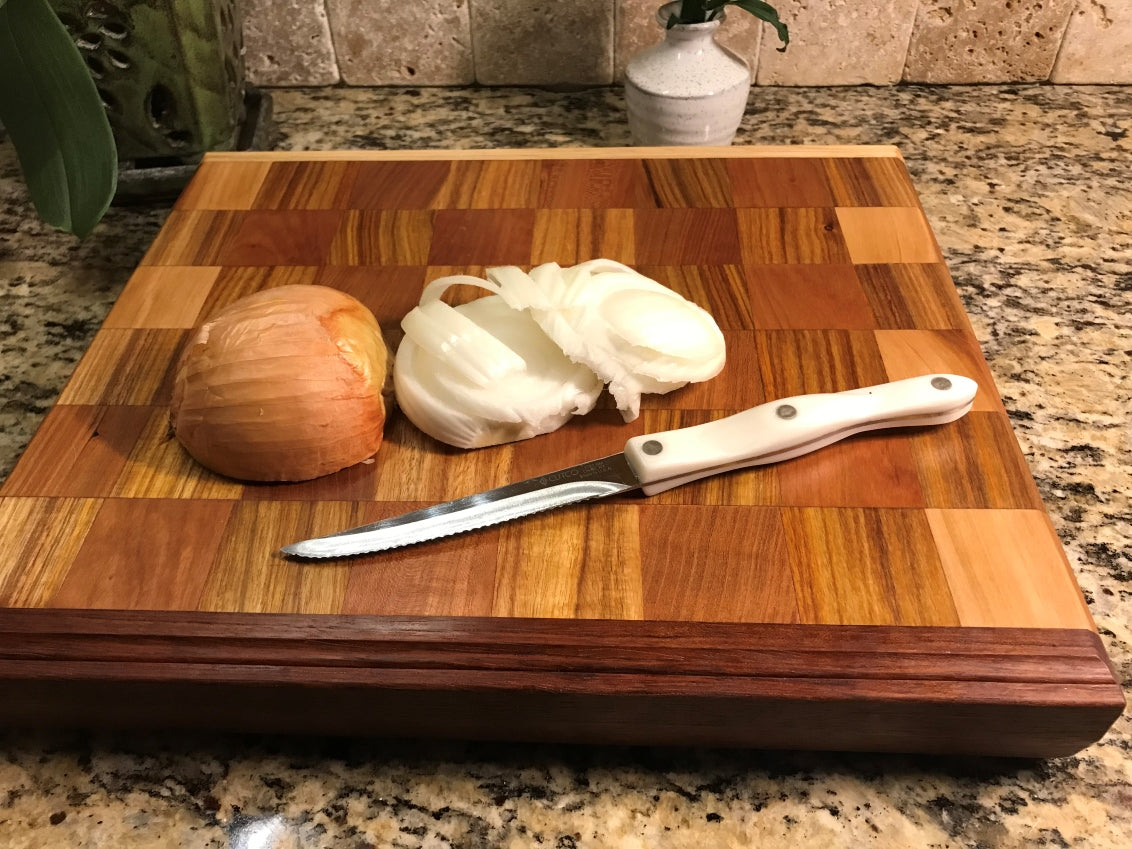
[0,0,118,238]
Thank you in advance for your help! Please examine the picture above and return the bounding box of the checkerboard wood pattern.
[0,148,1121,754]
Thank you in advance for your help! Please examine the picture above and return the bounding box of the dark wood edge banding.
[0,610,1123,757]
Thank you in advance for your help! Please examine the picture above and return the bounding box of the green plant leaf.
[0,0,117,238]
[730,0,790,51]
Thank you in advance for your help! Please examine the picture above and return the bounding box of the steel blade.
[281,453,641,558]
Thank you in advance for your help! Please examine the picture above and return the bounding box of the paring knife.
[281,373,977,559]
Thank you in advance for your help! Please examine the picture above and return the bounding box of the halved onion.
[170,285,391,481]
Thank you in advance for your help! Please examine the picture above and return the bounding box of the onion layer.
[170,285,391,481]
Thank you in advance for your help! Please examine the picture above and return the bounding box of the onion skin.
[170,285,391,482]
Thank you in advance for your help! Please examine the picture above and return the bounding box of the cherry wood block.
[640,505,797,623]
[427,209,537,265]
[634,208,742,265]
[347,160,452,209]
[538,159,655,209]
[1,405,151,498]
[727,157,837,208]
[777,433,926,508]
[341,502,499,617]
[215,210,343,266]
[0,147,1121,754]
[746,263,877,329]
[51,499,235,611]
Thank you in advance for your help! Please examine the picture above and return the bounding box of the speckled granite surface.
[1,85,1129,848]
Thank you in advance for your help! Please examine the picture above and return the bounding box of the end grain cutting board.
[0,147,1123,756]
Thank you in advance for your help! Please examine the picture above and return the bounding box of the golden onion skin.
[170,285,390,482]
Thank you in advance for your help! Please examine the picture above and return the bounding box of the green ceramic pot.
[49,0,246,161]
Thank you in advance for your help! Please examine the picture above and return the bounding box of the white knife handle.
[624,374,978,496]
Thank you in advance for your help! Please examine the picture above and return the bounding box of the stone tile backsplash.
[241,0,1130,87]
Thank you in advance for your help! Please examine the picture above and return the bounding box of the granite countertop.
[1,85,1129,847]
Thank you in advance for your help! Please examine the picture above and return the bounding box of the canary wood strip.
[112,408,244,500]
[531,209,635,265]
[875,328,1002,413]
[201,146,905,163]
[493,505,644,620]
[430,159,541,208]
[56,329,185,406]
[0,498,101,607]
[784,507,960,626]
[856,263,973,331]
[836,208,943,264]
[927,509,1095,630]
[643,158,734,207]
[198,502,359,614]
[175,159,271,210]
[102,267,221,329]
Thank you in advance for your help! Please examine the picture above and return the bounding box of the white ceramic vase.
[625,2,752,146]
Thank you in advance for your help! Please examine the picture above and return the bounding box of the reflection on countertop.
[0,84,1129,848]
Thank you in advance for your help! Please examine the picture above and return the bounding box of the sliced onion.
[394,278,603,449]
[394,261,726,449]
[487,261,725,420]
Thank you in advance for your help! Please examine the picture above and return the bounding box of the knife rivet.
[776,404,797,420]
[642,439,663,455]
[931,376,952,391]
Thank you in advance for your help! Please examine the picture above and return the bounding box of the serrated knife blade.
[281,373,978,559]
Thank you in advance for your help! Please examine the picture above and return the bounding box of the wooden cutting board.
[0,147,1122,756]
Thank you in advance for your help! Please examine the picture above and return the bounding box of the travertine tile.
[755,0,920,86]
[1051,1,1132,83]
[904,0,1076,83]
[242,0,340,86]
[616,0,763,82]
[471,0,614,85]
[327,0,474,85]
